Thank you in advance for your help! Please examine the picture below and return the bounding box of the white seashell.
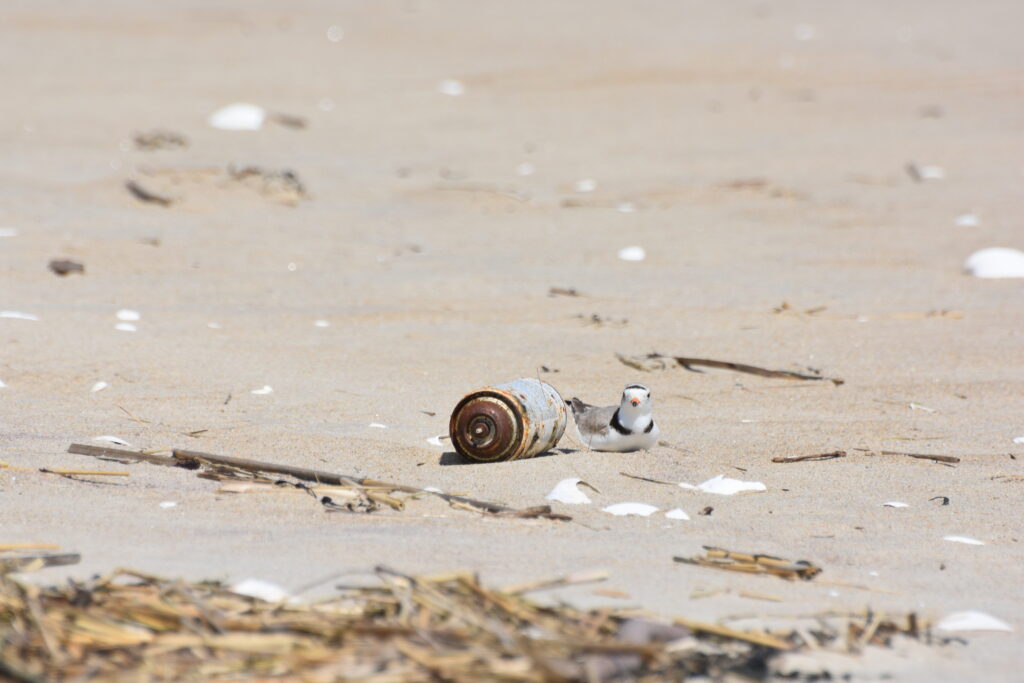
[574,178,597,193]
[437,79,465,96]
[231,578,289,603]
[0,311,39,321]
[423,486,443,493]
[115,323,137,332]
[159,501,177,509]
[665,508,690,520]
[1013,436,1024,444]
[964,247,1024,278]
[0,378,6,388]
[955,214,980,227]
[90,381,109,393]
[883,501,909,508]
[681,474,766,495]
[93,435,130,446]
[368,423,387,429]
[602,502,658,517]
[313,320,330,327]
[208,103,266,131]
[426,435,444,447]
[936,611,1013,633]
[116,309,141,321]
[617,246,646,262]
[0,228,17,237]
[545,478,591,505]
[250,385,273,395]
[326,25,343,42]
[943,535,984,545]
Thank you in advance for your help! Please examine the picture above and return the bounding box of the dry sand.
[2,0,1023,679]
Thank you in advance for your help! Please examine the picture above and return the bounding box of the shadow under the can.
[439,448,580,466]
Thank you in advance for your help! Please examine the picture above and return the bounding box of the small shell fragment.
[0,378,6,388]
[209,103,266,131]
[159,501,178,509]
[426,435,444,447]
[368,423,387,429]
[964,247,1024,279]
[602,502,658,517]
[1013,436,1024,444]
[313,320,330,327]
[617,246,646,262]
[936,611,1013,633]
[115,323,137,332]
[665,508,690,520]
[515,162,535,177]
[0,311,39,321]
[943,535,984,546]
[250,385,274,395]
[883,501,909,508]
[574,178,597,193]
[954,214,980,227]
[437,79,465,96]
[116,309,141,321]
[545,478,592,505]
[0,229,17,237]
[230,578,289,603]
[681,474,766,495]
[90,381,109,393]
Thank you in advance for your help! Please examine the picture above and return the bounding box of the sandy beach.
[2,0,1023,679]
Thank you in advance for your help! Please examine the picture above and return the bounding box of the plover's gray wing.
[571,402,619,438]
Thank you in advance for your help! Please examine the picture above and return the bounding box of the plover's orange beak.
[630,398,640,407]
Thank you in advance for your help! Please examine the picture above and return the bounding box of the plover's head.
[620,383,652,411]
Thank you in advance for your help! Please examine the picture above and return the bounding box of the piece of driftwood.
[67,444,566,520]
[675,546,822,581]
[0,553,80,573]
[67,444,186,468]
[772,451,847,463]
[880,451,960,464]
[617,353,844,385]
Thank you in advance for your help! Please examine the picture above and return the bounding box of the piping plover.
[569,383,660,452]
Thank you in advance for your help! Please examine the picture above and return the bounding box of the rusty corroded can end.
[449,379,567,463]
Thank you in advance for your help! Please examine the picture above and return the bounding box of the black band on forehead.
[624,384,649,392]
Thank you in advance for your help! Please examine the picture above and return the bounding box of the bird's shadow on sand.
[439,448,579,466]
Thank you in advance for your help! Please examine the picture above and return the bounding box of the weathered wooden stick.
[881,451,960,464]
[771,451,846,463]
[0,553,81,572]
[172,449,522,515]
[672,617,794,650]
[40,469,130,477]
[67,444,183,468]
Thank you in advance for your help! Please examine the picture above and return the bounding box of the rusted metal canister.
[449,378,568,463]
